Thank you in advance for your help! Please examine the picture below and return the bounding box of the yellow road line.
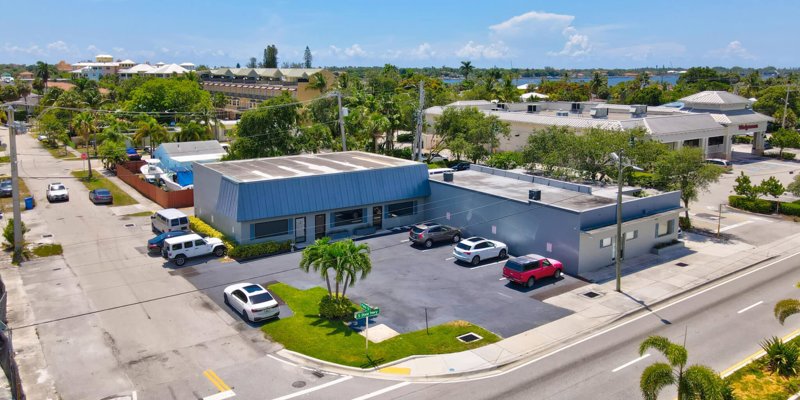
[203,369,231,392]
[379,366,411,375]
[720,326,800,377]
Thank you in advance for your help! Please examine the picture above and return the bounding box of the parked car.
[46,183,69,202]
[424,153,448,163]
[223,283,280,322]
[453,237,508,265]
[705,158,732,171]
[37,134,47,141]
[502,254,563,288]
[147,230,191,252]
[0,180,11,197]
[161,233,227,266]
[151,208,189,233]
[451,162,471,171]
[409,223,461,248]
[89,188,113,204]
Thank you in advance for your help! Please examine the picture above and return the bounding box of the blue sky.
[4,0,798,68]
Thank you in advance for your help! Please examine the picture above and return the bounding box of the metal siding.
[216,178,240,220]
[235,164,430,221]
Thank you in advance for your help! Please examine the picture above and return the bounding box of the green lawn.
[261,283,501,368]
[32,243,63,258]
[70,170,138,206]
[726,334,800,399]
[0,156,9,163]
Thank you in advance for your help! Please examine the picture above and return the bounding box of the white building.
[71,54,195,81]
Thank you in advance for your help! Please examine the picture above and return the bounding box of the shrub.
[733,135,753,144]
[3,218,27,247]
[427,161,448,169]
[386,147,412,160]
[396,132,414,143]
[728,195,775,214]
[189,216,235,251]
[318,295,356,320]
[630,171,656,188]
[228,240,292,259]
[760,336,800,377]
[783,152,797,160]
[679,216,692,230]
[782,202,800,217]
[485,151,524,170]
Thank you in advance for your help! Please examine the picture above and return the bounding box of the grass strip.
[70,170,138,206]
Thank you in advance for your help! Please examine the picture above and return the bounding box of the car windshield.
[249,292,274,304]
[51,185,65,190]
[504,260,526,272]
[96,189,110,196]
[456,242,472,250]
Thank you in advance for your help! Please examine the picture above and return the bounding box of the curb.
[275,253,781,381]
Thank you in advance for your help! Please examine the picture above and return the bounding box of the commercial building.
[200,67,335,118]
[193,152,429,246]
[194,152,682,276]
[424,91,772,160]
[153,140,227,186]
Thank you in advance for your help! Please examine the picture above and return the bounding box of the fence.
[116,161,195,209]
[0,275,25,399]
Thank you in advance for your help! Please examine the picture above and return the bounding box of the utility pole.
[413,80,425,161]
[6,107,22,254]
[337,91,347,151]
[782,84,791,129]
[615,151,624,293]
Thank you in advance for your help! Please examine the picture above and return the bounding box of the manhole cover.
[292,381,307,388]
[582,291,601,298]
[124,223,136,228]
[42,234,53,238]
[456,332,483,343]
[676,262,689,267]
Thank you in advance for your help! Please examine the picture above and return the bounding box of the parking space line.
[445,257,455,261]
[203,369,232,392]
[469,260,504,270]
[737,300,763,314]
[352,382,412,400]
[400,239,409,243]
[271,376,352,400]
[496,292,512,299]
[612,354,650,372]
[499,277,507,281]
[202,391,236,400]
[719,220,754,232]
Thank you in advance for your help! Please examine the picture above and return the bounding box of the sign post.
[355,303,380,356]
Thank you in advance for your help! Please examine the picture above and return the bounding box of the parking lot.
[178,231,580,338]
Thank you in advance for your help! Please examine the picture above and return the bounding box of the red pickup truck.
[502,254,563,288]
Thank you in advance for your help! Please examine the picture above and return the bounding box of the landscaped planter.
[650,240,685,255]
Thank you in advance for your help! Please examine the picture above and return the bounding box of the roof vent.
[529,189,541,201]
[590,107,608,119]
[443,172,454,182]
[556,111,569,117]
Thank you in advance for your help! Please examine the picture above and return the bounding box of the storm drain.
[582,291,601,299]
[41,234,53,238]
[292,381,307,388]
[456,332,483,343]
[124,223,136,228]
[312,370,324,378]
[676,262,689,267]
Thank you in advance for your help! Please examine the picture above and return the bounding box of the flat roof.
[430,170,627,212]
[202,151,420,183]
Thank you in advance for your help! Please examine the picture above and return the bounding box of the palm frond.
[681,365,725,400]
[775,299,800,325]
[640,362,675,400]
[639,335,688,368]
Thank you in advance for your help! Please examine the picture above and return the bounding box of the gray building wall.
[424,181,583,275]
[193,163,240,239]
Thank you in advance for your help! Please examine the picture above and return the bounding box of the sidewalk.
[278,231,800,380]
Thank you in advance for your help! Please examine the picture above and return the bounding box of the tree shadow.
[306,314,357,337]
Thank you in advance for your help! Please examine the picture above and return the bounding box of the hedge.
[728,195,775,214]
[228,240,292,259]
[189,216,235,251]
[780,201,800,217]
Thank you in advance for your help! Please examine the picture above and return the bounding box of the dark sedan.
[147,230,190,252]
[0,180,11,198]
[89,189,113,205]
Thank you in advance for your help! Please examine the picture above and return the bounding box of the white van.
[151,208,189,233]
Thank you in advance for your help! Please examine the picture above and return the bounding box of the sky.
[4,0,799,69]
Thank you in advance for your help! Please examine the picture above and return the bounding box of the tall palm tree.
[299,237,336,298]
[175,120,211,142]
[459,61,474,81]
[71,111,97,178]
[35,61,54,93]
[639,336,727,400]
[331,239,371,299]
[366,112,390,153]
[134,117,168,150]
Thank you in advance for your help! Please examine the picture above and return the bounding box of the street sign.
[81,153,88,160]
[354,308,380,320]
[360,303,371,311]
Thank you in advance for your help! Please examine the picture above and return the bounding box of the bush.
[3,218,27,247]
[779,201,800,217]
[630,171,656,188]
[679,216,692,230]
[485,151,524,170]
[228,240,292,259]
[386,147,412,160]
[728,195,775,214]
[733,135,753,144]
[783,152,797,160]
[318,295,356,320]
[396,133,414,143]
[189,216,235,251]
[760,336,800,377]
[427,161,448,169]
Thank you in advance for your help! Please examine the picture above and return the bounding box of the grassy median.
[261,283,500,368]
[726,334,800,399]
[71,170,138,206]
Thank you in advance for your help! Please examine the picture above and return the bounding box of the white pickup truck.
[161,233,227,266]
[46,183,69,202]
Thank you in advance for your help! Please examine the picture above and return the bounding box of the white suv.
[161,234,227,266]
[46,183,69,202]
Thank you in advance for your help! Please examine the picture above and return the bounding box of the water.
[442,75,680,87]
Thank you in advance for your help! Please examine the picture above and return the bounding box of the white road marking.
[267,354,297,367]
[400,239,409,243]
[203,390,236,400]
[720,220,754,232]
[499,277,507,281]
[422,249,431,253]
[612,354,650,372]
[424,250,800,384]
[132,391,137,400]
[750,216,774,223]
[469,260,505,270]
[445,257,455,261]
[497,292,512,299]
[272,376,353,400]
[351,382,412,400]
[737,300,764,314]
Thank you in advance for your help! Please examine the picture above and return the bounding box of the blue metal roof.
[219,164,430,222]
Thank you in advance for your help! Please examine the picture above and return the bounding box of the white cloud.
[86,44,100,53]
[328,44,368,58]
[456,41,510,59]
[489,11,574,36]
[112,47,125,53]
[709,40,755,60]
[3,44,44,55]
[46,40,69,52]
[548,27,591,57]
[409,43,436,59]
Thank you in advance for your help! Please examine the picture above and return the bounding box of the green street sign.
[354,308,380,320]
[360,303,371,311]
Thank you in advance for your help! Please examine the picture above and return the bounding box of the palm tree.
[175,120,211,142]
[589,71,607,98]
[331,239,371,299]
[35,61,54,93]
[134,117,168,150]
[307,72,328,93]
[639,336,727,400]
[774,282,800,324]
[459,61,474,81]
[71,112,97,178]
[299,237,336,298]
[366,112,390,153]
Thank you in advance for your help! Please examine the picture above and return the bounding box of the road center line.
[612,354,650,372]
[271,376,352,400]
[719,220,754,232]
[352,382,412,400]
[737,300,764,314]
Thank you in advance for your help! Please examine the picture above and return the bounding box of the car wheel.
[526,277,535,288]
[174,255,186,266]
[223,293,229,305]
[553,269,562,279]
[499,249,507,259]
[213,246,226,257]
[452,234,461,243]
[424,239,433,248]
[242,308,250,322]
[471,256,480,266]
[65,196,69,201]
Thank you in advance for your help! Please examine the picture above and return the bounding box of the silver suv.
[409,223,461,248]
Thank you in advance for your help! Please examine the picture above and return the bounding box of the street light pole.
[615,152,624,293]
[6,106,22,255]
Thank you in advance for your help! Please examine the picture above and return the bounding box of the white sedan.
[223,283,280,322]
[453,237,508,266]
[46,183,69,202]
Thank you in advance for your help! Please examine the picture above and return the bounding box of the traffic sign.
[354,308,380,320]
[360,303,371,311]
[81,153,88,160]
